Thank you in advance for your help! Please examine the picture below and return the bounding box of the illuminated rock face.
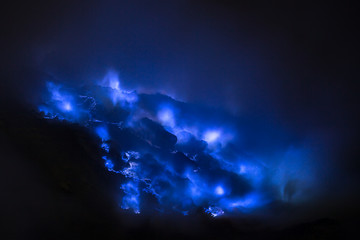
[37,73,315,217]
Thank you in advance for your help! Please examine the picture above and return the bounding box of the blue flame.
[99,70,138,107]
[102,156,114,170]
[121,180,140,214]
[37,71,317,217]
[215,185,225,196]
[95,126,110,141]
[205,206,224,217]
[203,130,221,143]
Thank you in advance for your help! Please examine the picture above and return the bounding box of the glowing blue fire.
[215,185,225,196]
[37,71,316,217]
[205,206,224,217]
[203,130,221,143]
[95,126,110,141]
[99,71,138,107]
[157,107,175,127]
[102,156,114,170]
[121,180,140,214]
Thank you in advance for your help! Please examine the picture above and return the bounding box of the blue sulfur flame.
[121,180,140,214]
[102,156,114,170]
[215,185,225,196]
[205,206,224,217]
[37,71,317,217]
[95,126,110,141]
[203,130,221,143]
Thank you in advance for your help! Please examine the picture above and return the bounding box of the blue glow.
[37,72,317,216]
[62,102,72,111]
[175,131,192,143]
[99,71,138,107]
[122,151,140,162]
[239,165,247,174]
[219,192,266,213]
[101,70,120,90]
[237,162,263,184]
[205,206,224,217]
[203,130,221,143]
[102,156,114,170]
[157,107,175,127]
[121,180,140,214]
[101,142,110,153]
[95,126,110,141]
[215,185,225,196]
[47,82,75,113]
[121,161,139,179]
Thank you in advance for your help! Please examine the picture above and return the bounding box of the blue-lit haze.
[38,71,318,217]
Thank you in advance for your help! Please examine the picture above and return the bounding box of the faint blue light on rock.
[205,206,224,217]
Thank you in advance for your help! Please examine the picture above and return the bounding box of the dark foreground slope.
[0,105,356,240]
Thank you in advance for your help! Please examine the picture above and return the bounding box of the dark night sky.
[2,0,358,186]
[0,0,359,239]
